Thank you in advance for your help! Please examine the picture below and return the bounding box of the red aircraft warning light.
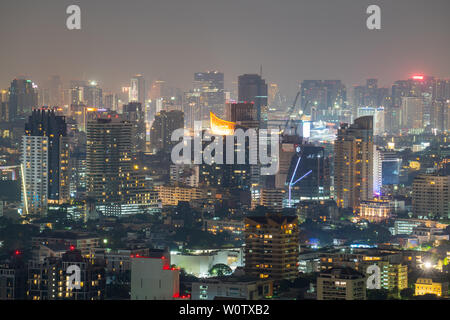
[412,75,424,80]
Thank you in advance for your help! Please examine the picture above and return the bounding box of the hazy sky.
[0,0,449,97]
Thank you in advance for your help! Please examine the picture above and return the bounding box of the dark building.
[238,74,268,125]
[225,102,258,128]
[8,78,38,121]
[24,108,69,205]
[150,110,184,153]
[122,102,146,152]
[287,144,330,201]
[0,255,27,300]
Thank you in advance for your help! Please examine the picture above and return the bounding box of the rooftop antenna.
[259,65,263,77]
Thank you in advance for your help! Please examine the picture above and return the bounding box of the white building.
[171,248,244,278]
[130,255,180,300]
[21,136,48,215]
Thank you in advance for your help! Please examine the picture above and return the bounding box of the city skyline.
[0,0,449,97]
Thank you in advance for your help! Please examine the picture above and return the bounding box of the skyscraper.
[22,109,69,215]
[401,97,424,130]
[129,74,146,106]
[122,102,146,152]
[334,116,374,209]
[86,118,133,205]
[150,110,184,154]
[193,71,225,120]
[238,74,268,125]
[9,79,38,121]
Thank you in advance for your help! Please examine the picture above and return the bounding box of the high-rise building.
[334,116,374,209]
[238,74,268,125]
[150,110,184,153]
[129,74,146,106]
[8,78,38,121]
[122,102,146,152]
[412,173,450,219]
[225,102,258,128]
[287,145,330,202]
[316,267,366,300]
[401,97,424,130]
[300,80,346,121]
[22,109,69,215]
[47,75,63,107]
[244,214,299,280]
[86,118,133,205]
[193,71,225,119]
[431,99,449,132]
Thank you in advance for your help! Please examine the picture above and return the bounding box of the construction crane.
[280,90,302,137]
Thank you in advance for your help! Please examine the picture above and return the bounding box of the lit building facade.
[334,116,374,210]
[244,215,299,280]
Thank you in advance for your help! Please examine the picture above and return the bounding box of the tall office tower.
[182,91,201,129]
[268,83,279,107]
[334,116,374,210]
[391,80,410,103]
[238,74,268,125]
[287,145,330,202]
[85,81,103,108]
[317,268,366,300]
[365,79,378,107]
[373,146,382,196]
[69,80,87,106]
[225,102,258,128]
[434,79,450,100]
[150,110,184,153]
[431,99,449,132]
[401,97,424,130]
[86,118,134,205]
[412,173,450,219]
[8,78,38,121]
[122,102,146,152]
[22,109,69,215]
[129,74,146,106]
[103,93,119,111]
[300,80,346,120]
[47,75,63,107]
[149,79,169,100]
[193,71,225,120]
[244,215,299,280]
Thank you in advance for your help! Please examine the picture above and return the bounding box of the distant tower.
[129,74,146,106]
[238,74,268,126]
[9,78,38,121]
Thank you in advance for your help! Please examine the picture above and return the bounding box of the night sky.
[0,0,449,97]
